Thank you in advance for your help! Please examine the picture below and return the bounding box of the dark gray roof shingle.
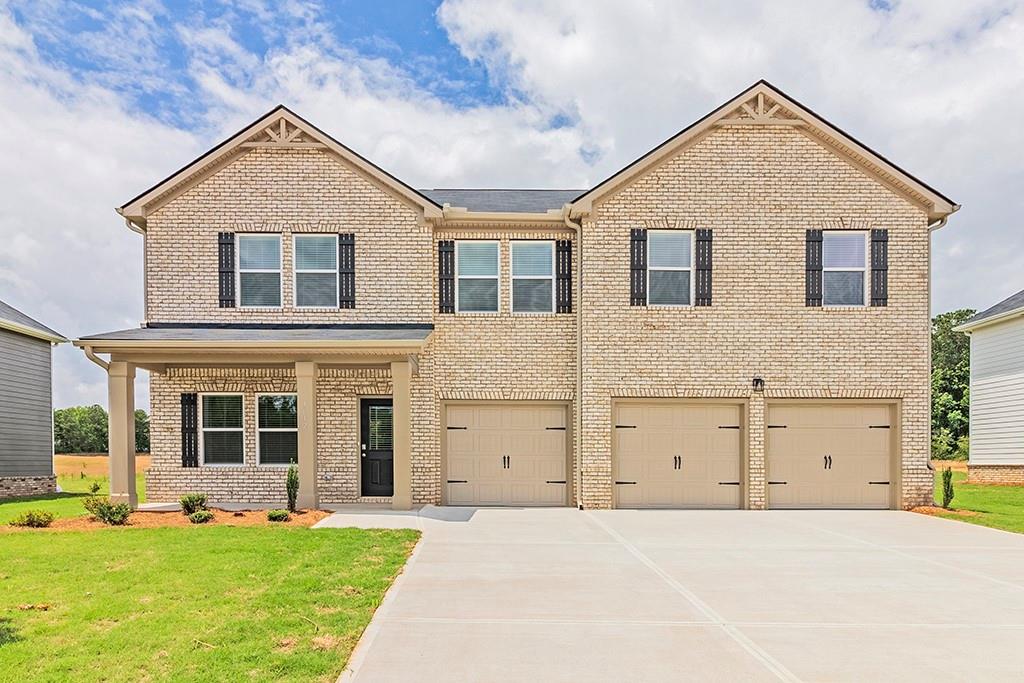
[961,288,1024,328]
[79,324,432,343]
[419,189,585,213]
[0,299,65,341]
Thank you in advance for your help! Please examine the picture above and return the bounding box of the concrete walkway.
[315,508,1024,682]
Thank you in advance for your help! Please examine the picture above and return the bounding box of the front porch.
[75,324,432,511]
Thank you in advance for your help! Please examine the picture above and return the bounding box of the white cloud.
[1,0,1022,413]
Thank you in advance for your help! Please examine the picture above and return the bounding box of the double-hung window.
[455,241,499,312]
[511,241,555,313]
[201,394,244,465]
[237,234,282,307]
[294,234,338,307]
[647,230,693,306]
[822,231,867,306]
[257,394,298,465]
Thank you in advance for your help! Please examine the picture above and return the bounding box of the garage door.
[613,402,742,508]
[766,403,892,509]
[445,404,568,506]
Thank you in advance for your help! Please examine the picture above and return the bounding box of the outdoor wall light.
[752,376,765,392]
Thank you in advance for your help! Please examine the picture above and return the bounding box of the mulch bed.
[912,505,979,518]
[3,508,330,532]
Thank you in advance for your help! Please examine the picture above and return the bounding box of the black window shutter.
[218,232,235,308]
[805,229,823,307]
[438,240,455,313]
[338,233,355,309]
[870,229,888,307]
[556,239,572,313]
[630,229,647,306]
[181,393,198,468]
[695,229,713,306]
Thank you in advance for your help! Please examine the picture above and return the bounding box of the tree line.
[53,405,150,454]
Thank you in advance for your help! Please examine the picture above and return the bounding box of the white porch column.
[107,361,137,508]
[296,361,318,509]
[391,360,412,510]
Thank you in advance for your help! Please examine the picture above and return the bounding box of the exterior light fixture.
[752,376,765,393]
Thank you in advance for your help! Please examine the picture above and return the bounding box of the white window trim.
[199,392,245,467]
[292,234,339,309]
[646,229,695,307]
[510,240,556,314]
[455,240,501,314]
[255,393,299,467]
[237,233,283,309]
[822,230,869,308]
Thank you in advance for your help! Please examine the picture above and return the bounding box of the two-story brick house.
[76,81,958,511]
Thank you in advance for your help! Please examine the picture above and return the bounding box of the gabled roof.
[0,299,66,343]
[570,80,959,221]
[119,105,443,226]
[955,288,1024,332]
[420,189,585,213]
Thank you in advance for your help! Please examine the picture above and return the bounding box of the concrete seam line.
[585,512,802,683]
[779,515,1024,594]
[337,535,426,683]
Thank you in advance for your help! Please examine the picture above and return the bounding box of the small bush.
[941,468,955,509]
[179,493,208,515]
[188,510,215,524]
[88,482,101,495]
[83,496,131,526]
[9,510,55,528]
[267,509,290,522]
[286,464,299,513]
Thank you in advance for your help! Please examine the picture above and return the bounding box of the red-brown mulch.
[912,505,979,518]
[3,508,330,532]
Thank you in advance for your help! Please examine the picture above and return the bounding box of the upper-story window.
[511,241,555,313]
[647,230,693,306]
[294,234,338,307]
[823,231,867,306]
[237,234,282,307]
[456,241,499,313]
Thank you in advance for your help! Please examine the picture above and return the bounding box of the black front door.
[361,398,394,497]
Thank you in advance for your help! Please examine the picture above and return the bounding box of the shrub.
[286,464,299,513]
[83,496,131,526]
[188,510,215,524]
[88,482,100,494]
[9,510,55,528]
[179,493,208,516]
[267,509,290,522]
[941,468,955,509]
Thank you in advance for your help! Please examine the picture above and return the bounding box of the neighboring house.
[955,289,1024,485]
[75,80,958,511]
[0,299,66,499]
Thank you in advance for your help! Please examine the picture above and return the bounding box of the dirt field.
[55,454,151,477]
[931,460,968,472]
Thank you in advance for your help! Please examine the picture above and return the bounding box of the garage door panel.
[767,403,892,509]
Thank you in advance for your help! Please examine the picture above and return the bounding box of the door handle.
[827,455,832,470]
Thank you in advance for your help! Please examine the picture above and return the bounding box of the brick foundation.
[0,475,56,499]
[967,464,1024,486]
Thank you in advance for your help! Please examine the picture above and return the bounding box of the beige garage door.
[445,403,568,506]
[766,403,892,509]
[613,402,742,508]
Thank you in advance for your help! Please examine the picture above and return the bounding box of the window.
[257,394,298,465]
[647,230,693,306]
[201,394,244,465]
[237,234,281,307]
[511,241,555,313]
[294,234,338,307]
[456,241,499,312]
[823,231,867,306]
[368,404,393,450]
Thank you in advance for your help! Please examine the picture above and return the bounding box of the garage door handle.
[446,479,468,484]
[768,481,788,485]
[868,481,890,485]
[614,481,637,485]
[545,426,566,431]
[718,481,740,486]
[615,425,637,429]
[546,480,566,484]
[446,426,468,430]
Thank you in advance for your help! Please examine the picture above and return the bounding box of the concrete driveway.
[317,508,1024,682]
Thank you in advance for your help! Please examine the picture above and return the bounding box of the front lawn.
[931,469,1024,534]
[0,472,146,524]
[0,526,417,682]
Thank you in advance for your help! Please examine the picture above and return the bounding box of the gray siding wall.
[969,317,1024,465]
[0,327,54,476]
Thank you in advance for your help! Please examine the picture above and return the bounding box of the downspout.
[562,205,584,509]
[119,212,149,323]
[923,212,952,475]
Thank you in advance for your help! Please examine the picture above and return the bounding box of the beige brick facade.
[128,87,948,510]
[968,465,1024,486]
[0,476,56,500]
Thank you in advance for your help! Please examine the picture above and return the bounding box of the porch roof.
[77,322,432,345]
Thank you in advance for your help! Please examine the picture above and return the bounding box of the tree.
[135,409,150,453]
[931,309,974,460]
[53,405,150,454]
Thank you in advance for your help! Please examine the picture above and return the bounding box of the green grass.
[932,470,1024,534]
[0,474,146,525]
[0,526,418,682]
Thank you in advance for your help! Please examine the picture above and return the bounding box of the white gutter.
[0,317,67,344]
[954,306,1024,334]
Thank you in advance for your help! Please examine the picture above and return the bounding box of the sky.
[0,0,1021,411]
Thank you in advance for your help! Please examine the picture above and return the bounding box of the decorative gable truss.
[716,92,804,127]
[240,118,327,149]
